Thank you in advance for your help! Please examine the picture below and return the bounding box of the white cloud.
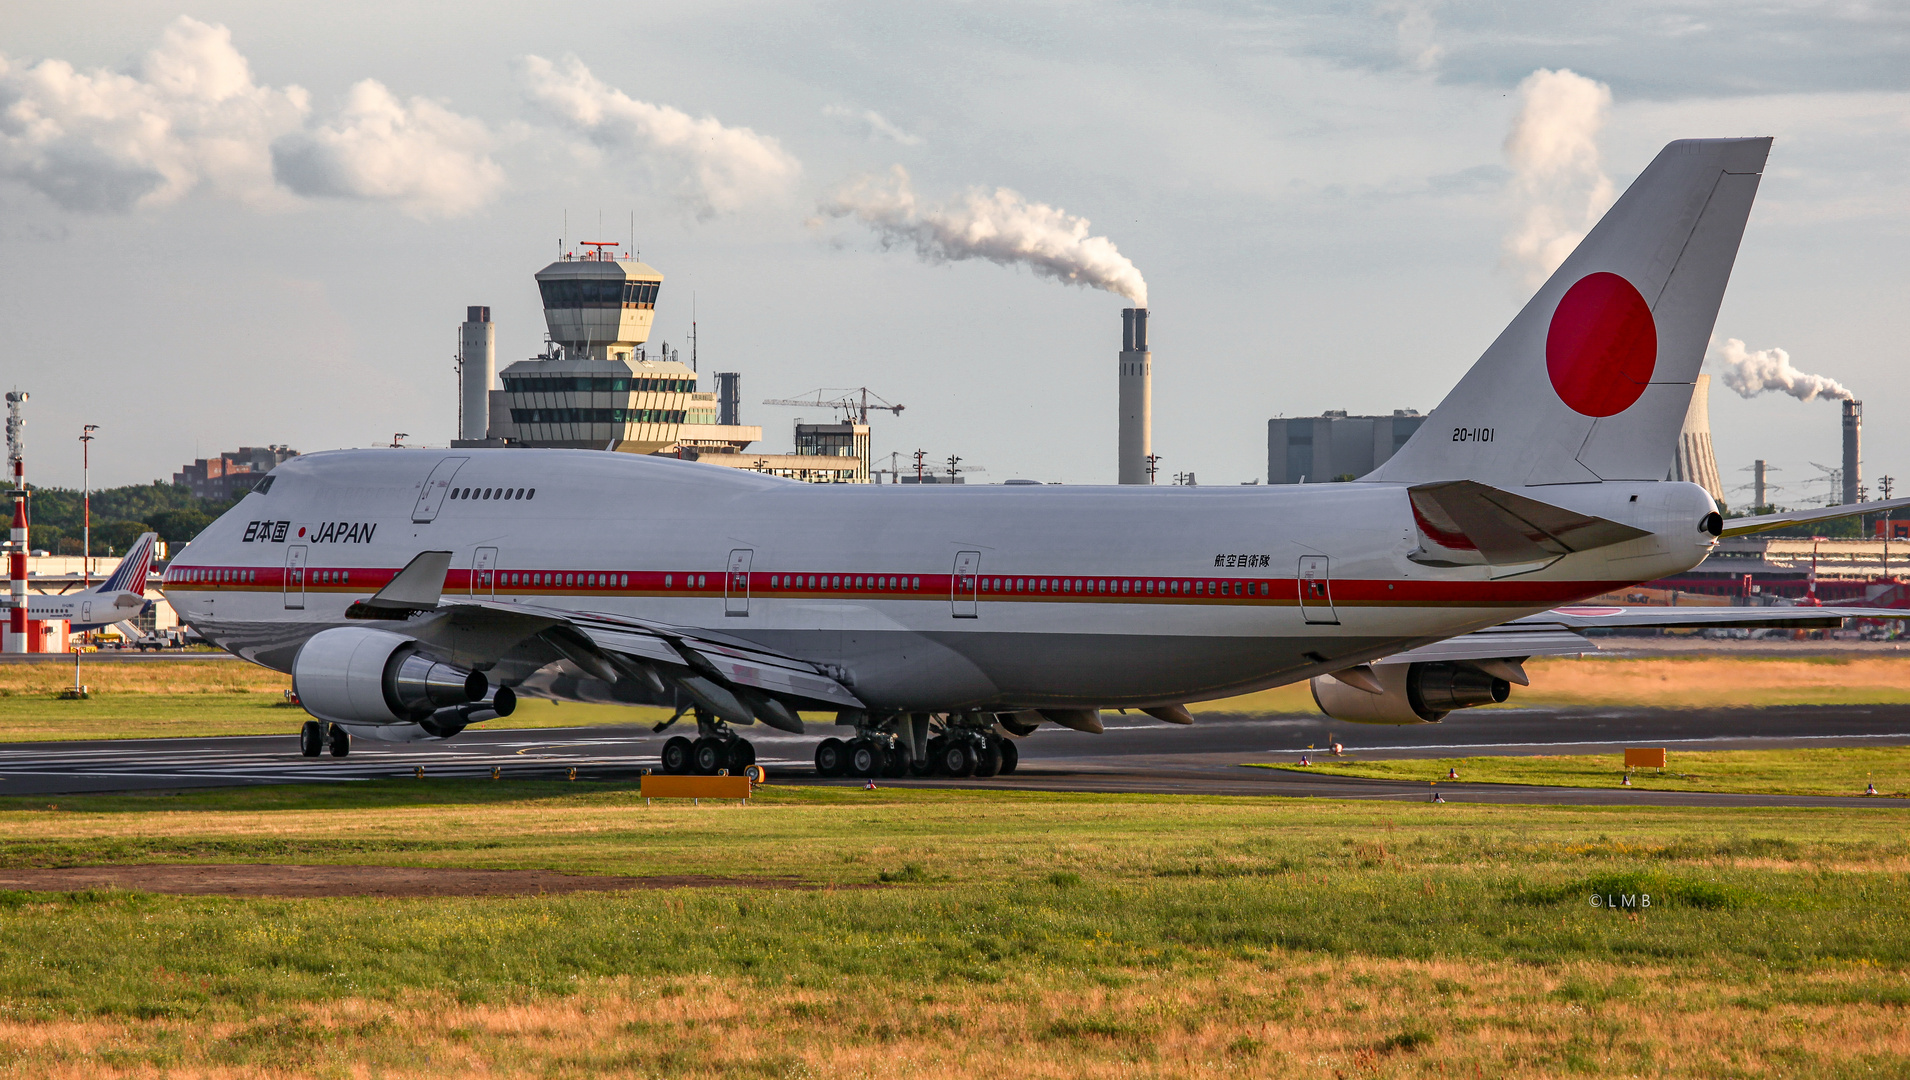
[272,80,504,218]
[520,54,801,218]
[817,165,1148,305]
[0,16,308,212]
[823,104,924,146]
[1383,0,1446,73]
[1501,68,1615,287]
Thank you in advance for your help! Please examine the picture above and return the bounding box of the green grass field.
[5,654,1910,744]
[0,783,1907,1076]
[1255,747,1910,798]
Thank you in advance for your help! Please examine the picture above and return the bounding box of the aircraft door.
[952,551,980,618]
[725,549,753,616]
[1297,555,1338,625]
[472,547,498,599]
[412,457,468,523]
[80,600,92,624]
[284,546,307,610]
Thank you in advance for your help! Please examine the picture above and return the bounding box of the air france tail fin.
[1367,137,1771,490]
[93,532,157,595]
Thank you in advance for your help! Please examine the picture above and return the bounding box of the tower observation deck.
[494,243,700,454]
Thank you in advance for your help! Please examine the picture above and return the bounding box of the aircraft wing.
[341,550,863,728]
[1377,604,1906,667]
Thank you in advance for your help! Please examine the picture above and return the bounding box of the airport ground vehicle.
[161,138,1907,764]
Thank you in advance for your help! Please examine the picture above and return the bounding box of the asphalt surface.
[2,705,1907,807]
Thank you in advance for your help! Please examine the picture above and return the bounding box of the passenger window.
[527,489,535,499]
[912,577,920,590]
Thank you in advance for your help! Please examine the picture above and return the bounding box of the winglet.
[345,551,452,619]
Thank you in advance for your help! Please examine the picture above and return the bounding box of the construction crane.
[761,388,905,425]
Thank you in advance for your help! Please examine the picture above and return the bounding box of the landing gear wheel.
[909,756,933,777]
[727,739,756,772]
[299,720,323,758]
[973,736,1002,778]
[692,737,726,775]
[847,739,884,778]
[998,738,1019,775]
[815,737,846,777]
[327,724,351,758]
[938,739,975,778]
[660,735,694,775]
[925,736,948,776]
[882,744,910,778]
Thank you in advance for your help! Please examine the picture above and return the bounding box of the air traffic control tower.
[491,243,700,454]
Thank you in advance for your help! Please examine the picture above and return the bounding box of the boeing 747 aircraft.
[161,138,1908,775]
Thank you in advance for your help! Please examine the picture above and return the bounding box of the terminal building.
[456,246,867,481]
[1266,410,1424,484]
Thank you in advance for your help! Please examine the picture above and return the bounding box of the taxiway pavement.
[2,705,1906,807]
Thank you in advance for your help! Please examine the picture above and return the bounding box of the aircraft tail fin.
[1367,137,1771,491]
[94,532,157,595]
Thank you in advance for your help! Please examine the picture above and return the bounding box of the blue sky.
[3,1,1905,503]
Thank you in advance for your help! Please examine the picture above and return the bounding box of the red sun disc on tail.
[1545,272,1657,417]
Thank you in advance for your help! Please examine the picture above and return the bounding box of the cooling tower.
[1670,373,1726,506]
[1118,308,1151,484]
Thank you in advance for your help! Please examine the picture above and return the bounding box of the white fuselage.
[163,449,1717,713]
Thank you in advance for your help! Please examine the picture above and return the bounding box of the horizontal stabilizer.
[1408,481,1650,567]
[346,551,451,618]
[1721,496,1910,538]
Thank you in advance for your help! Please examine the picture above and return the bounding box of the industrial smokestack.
[1753,459,1768,510]
[715,372,741,427]
[1843,399,1862,504]
[1118,308,1151,484]
[1669,374,1725,506]
[459,306,495,442]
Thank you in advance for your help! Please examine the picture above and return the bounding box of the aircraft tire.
[882,745,910,778]
[939,740,975,778]
[847,739,883,778]
[727,739,756,772]
[327,724,351,758]
[299,720,324,758]
[925,736,948,776]
[661,736,694,775]
[815,737,846,777]
[909,756,933,777]
[973,737,1002,778]
[998,738,1019,775]
[692,737,726,775]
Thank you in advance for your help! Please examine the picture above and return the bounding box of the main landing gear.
[299,720,352,758]
[657,710,756,775]
[814,712,1020,779]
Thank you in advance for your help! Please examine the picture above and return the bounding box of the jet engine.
[1309,661,1510,724]
[292,626,490,728]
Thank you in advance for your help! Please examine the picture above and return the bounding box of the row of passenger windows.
[976,577,1268,597]
[769,575,922,591]
[511,409,685,424]
[488,571,635,588]
[168,568,258,584]
[450,486,534,501]
[501,377,693,393]
[538,279,661,307]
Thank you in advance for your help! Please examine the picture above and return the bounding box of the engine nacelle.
[292,626,487,727]
[1309,661,1510,724]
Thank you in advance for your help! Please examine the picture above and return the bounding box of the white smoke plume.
[817,165,1147,305]
[1501,68,1615,288]
[823,104,924,146]
[0,17,308,212]
[1709,337,1852,403]
[521,55,800,218]
[272,80,504,218]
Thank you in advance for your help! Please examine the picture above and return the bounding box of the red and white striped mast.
[5,391,27,654]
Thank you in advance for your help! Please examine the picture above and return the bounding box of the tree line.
[21,482,242,557]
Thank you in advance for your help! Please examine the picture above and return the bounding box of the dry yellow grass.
[1196,654,1910,714]
[2,958,1903,1077]
[0,660,287,696]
